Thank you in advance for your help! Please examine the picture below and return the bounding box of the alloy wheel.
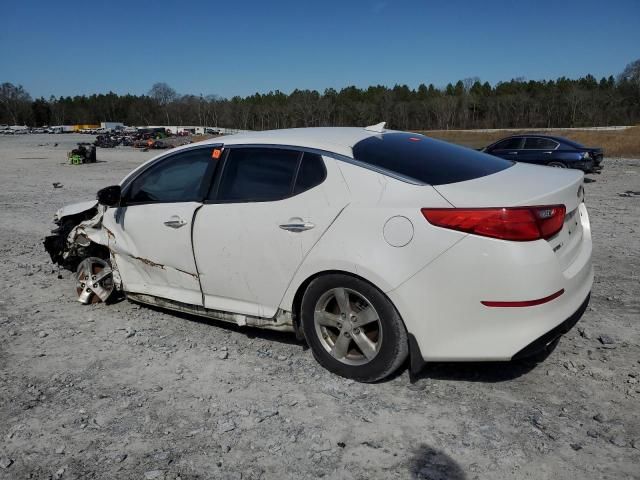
[75,257,114,304]
[313,287,382,365]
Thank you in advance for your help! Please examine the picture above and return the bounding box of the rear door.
[103,147,218,305]
[192,147,349,318]
[487,137,524,161]
[520,137,560,165]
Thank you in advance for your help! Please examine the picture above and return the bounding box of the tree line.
[2,59,639,131]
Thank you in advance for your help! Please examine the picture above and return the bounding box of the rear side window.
[217,148,300,202]
[294,152,326,194]
[524,137,559,150]
[352,133,513,186]
[492,138,523,150]
[127,148,215,204]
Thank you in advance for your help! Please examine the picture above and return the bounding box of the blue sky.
[1,0,639,99]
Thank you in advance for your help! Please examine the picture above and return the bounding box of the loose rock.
[144,470,165,480]
[598,335,615,345]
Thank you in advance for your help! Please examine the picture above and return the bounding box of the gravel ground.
[1,134,639,480]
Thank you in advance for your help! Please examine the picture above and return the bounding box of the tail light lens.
[422,205,566,241]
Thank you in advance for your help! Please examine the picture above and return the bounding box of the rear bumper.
[568,159,595,173]
[584,155,603,174]
[407,292,590,374]
[512,292,589,359]
[388,204,593,362]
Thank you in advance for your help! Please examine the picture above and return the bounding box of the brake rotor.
[75,257,114,304]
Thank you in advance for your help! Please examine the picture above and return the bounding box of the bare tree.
[462,77,480,92]
[0,82,32,125]
[618,59,640,85]
[148,82,177,125]
[618,58,640,96]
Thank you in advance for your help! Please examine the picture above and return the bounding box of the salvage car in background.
[45,125,593,382]
[482,134,603,173]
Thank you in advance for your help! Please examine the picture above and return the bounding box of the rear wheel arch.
[290,269,406,336]
[547,161,568,168]
[295,271,410,381]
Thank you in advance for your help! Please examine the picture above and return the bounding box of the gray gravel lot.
[1,134,639,479]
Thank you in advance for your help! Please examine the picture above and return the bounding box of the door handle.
[508,151,519,155]
[543,151,552,155]
[279,218,315,232]
[164,216,187,229]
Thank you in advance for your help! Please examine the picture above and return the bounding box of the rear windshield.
[352,132,513,185]
[557,137,584,149]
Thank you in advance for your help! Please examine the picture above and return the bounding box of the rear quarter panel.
[553,150,583,163]
[278,162,466,310]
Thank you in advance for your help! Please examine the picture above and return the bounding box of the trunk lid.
[433,163,585,269]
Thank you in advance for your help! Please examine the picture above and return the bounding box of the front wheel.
[75,257,114,304]
[301,274,408,382]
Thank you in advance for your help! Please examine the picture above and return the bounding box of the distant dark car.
[482,135,603,173]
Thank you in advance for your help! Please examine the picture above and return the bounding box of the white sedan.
[45,124,593,382]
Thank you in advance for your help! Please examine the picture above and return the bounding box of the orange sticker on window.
[212,148,222,159]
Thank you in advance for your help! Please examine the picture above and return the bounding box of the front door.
[488,137,524,162]
[103,147,218,305]
[192,147,349,318]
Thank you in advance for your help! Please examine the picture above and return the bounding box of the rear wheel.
[301,274,408,382]
[548,161,567,168]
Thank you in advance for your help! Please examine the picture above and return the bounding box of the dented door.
[104,203,202,305]
[192,150,349,318]
[104,146,219,306]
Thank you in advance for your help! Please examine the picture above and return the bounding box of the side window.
[524,137,559,150]
[127,148,216,204]
[293,152,326,194]
[492,138,523,150]
[216,148,300,202]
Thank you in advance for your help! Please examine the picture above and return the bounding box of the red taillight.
[422,205,566,241]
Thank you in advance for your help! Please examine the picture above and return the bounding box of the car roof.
[120,127,384,187]
[189,127,381,157]
[498,133,572,144]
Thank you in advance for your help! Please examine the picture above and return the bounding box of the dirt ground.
[1,134,639,480]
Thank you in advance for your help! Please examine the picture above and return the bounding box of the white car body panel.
[103,202,202,306]
[433,162,583,210]
[55,200,98,221]
[192,156,350,318]
[279,161,464,309]
[388,202,592,360]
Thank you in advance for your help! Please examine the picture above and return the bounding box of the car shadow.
[128,300,554,382]
[405,334,560,383]
[409,444,466,480]
[410,359,539,383]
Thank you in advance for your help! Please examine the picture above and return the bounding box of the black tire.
[547,161,567,168]
[301,274,408,382]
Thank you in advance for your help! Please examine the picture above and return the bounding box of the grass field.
[419,126,640,157]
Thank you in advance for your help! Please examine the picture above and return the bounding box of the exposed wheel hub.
[75,257,114,304]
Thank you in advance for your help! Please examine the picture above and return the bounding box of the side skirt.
[126,292,295,332]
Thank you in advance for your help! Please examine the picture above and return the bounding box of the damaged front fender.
[44,201,111,272]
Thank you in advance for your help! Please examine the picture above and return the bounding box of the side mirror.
[96,185,121,207]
